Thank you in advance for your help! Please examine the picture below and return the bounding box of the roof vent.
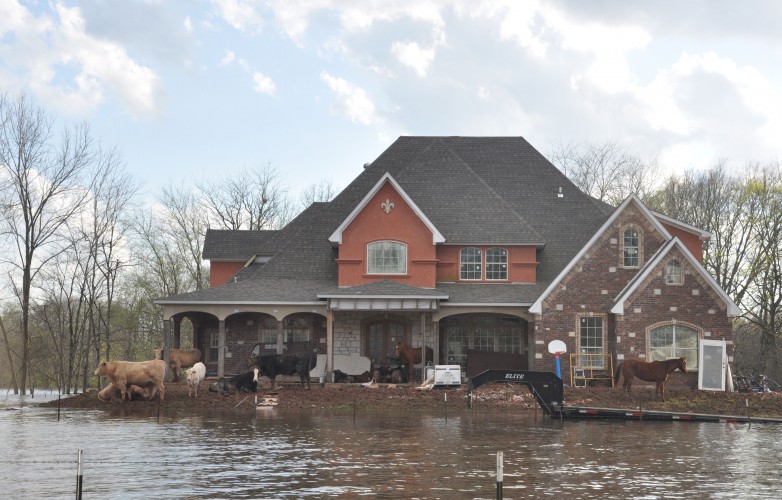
[557,186,564,198]
[363,162,371,169]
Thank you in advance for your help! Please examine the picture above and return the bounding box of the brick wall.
[533,202,734,390]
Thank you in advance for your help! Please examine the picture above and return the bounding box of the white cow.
[186,362,207,397]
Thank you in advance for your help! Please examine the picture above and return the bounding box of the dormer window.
[460,247,482,280]
[367,241,407,274]
[623,227,640,268]
[486,248,508,280]
[665,259,683,285]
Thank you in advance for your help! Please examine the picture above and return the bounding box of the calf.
[94,359,166,402]
[209,368,259,395]
[250,352,316,389]
[186,362,207,397]
[97,383,157,402]
[154,348,202,382]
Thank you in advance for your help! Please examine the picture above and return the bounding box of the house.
[155,136,739,389]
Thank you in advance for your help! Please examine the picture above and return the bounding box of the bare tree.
[159,183,209,291]
[0,93,93,393]
[299,178,337,211]
[549,140,660,205]
[197,164,291,230]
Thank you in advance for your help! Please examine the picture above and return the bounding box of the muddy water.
[1,392,781,499]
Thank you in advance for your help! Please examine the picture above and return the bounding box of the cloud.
[391,41,436,77]
[210,0,265,33]
[321,72,381,125]
[184,15,193,34]
[220,50,236,66]
[252,71,276,95]
[0,1,163,119]
[218,49,276,96]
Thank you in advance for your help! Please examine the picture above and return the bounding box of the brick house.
[155,137,739,389]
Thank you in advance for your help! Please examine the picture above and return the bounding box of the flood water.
[1,391,781,499]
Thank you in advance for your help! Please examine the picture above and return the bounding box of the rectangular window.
[367,241,407,274]
[623,228,639,267]
[579,316,605,368]
[485,248,508,280]
[261,316,278,344]
[460,247,482,280]
[285,316,311,343]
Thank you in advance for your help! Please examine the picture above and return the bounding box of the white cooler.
[433,365,462,386]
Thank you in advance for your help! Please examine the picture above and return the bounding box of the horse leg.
[624,376,633,397]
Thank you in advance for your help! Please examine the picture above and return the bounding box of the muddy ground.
[40,378,782,418]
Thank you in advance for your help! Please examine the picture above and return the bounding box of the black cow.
[208,368,258,395]
[249,352,316,389]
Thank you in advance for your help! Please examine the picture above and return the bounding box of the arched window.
[665,259,683,285]
[623,227,640,267]
[367,241,407,274]
[486,248,508,280]
[649,324,699,370]
[460,247,482,280]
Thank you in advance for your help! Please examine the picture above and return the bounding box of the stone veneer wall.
[332,311,435,357]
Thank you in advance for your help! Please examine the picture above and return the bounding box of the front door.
[366,320,406,365]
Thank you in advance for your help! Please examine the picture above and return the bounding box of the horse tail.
[614,362,623,384]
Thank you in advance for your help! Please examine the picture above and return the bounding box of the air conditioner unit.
[434,365,462,386]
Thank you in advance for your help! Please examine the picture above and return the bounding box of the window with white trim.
[578,316,605,368]
[261,316,278,343]
[367,241,407,274]
[460,247,482,280]
[649,324,699,369]
[485,248,508,280]
[665,259,683,285]
[284,316,311,343]
[623,227,640,267]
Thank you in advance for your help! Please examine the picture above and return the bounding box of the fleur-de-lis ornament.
[381,198,394,214]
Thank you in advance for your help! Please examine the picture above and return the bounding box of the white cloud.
[0,1,163,119]
[252,71,276,95]
[391,41,436,77]
[184,15,193,34]
[220,50,236,66]
[210,0,265,33]
[321,72,381,125]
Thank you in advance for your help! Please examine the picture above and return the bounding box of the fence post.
[76,449,83,500]
[496,451,503,499]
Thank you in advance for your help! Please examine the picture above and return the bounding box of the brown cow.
[97,382,157,402]
[94,359,166,402]
[154,348,202,382]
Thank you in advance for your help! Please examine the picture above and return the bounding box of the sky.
[2,0,782,200]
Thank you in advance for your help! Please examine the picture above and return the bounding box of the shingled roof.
[161,136,615,305]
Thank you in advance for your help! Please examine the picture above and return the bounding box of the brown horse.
[394,342,434,383]
[614,357,687,401]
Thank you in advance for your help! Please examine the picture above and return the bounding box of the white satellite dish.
[548,339,567,355]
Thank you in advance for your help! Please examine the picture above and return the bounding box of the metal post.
[76,449,83,500]
[496,451,503,499]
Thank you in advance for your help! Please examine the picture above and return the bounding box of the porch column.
[218,319,226,378]
[163,316,172,381]
[421,312,427,383]
[277,320,284,355]
[433,320,440,365]
[327,309,334,383]
[173,318,181,349]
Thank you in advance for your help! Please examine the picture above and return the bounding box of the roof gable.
[530,193,671,314]
[328,172,445,245]
[611,237,741,317]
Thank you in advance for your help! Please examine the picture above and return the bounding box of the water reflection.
[0,398,781,498]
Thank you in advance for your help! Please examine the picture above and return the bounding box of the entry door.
[367,321,405,364]
[699,339,726,391]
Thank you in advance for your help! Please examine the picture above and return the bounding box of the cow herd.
[94,348,318,403]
